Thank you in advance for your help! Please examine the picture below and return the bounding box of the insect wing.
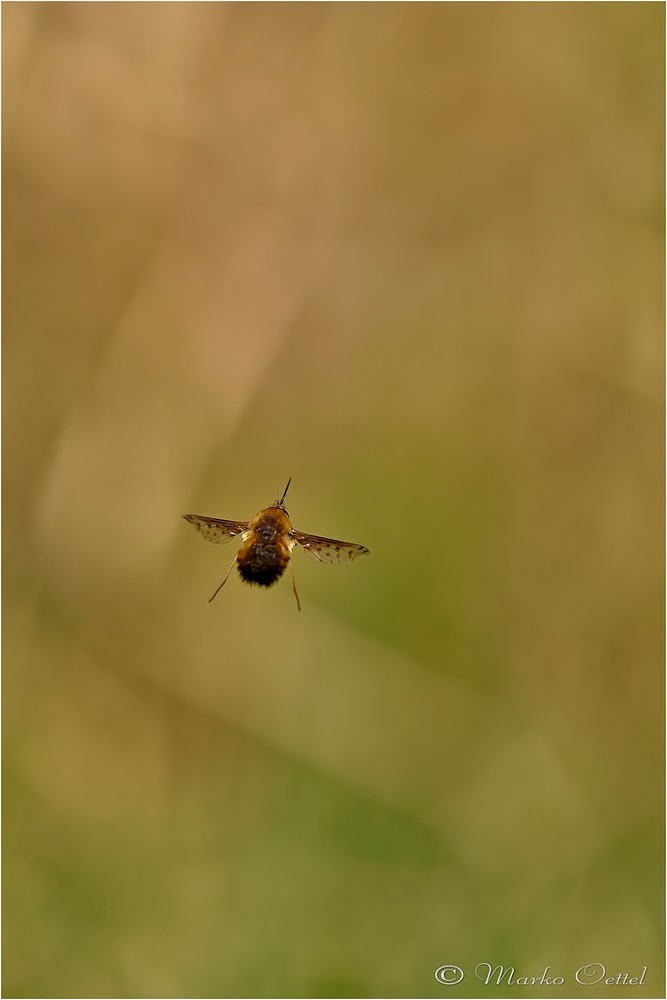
[293,530,370,564]
[183,514,249,545]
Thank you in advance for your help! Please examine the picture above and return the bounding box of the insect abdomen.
[237,543,289,587]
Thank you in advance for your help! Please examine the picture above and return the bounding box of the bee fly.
[183,479,370,611]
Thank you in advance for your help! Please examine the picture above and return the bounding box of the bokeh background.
[3,3,664,998]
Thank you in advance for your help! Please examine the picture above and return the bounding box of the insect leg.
[289,559,302,613]
[208,554,239,603]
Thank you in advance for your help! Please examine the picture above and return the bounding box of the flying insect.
[183,479,370,611]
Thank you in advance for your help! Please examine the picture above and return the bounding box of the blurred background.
[3,4,664,998]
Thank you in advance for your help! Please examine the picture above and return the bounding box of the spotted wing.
[183,514,249,545]
[293,530,370,564]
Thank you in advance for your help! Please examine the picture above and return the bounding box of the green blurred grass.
[3,3,664,997]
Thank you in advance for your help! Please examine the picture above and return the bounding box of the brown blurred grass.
[3,3,664,998]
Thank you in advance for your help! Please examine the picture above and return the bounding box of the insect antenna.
[208,553,239,603]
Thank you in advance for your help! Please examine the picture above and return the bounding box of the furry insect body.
[237,507,295,587]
